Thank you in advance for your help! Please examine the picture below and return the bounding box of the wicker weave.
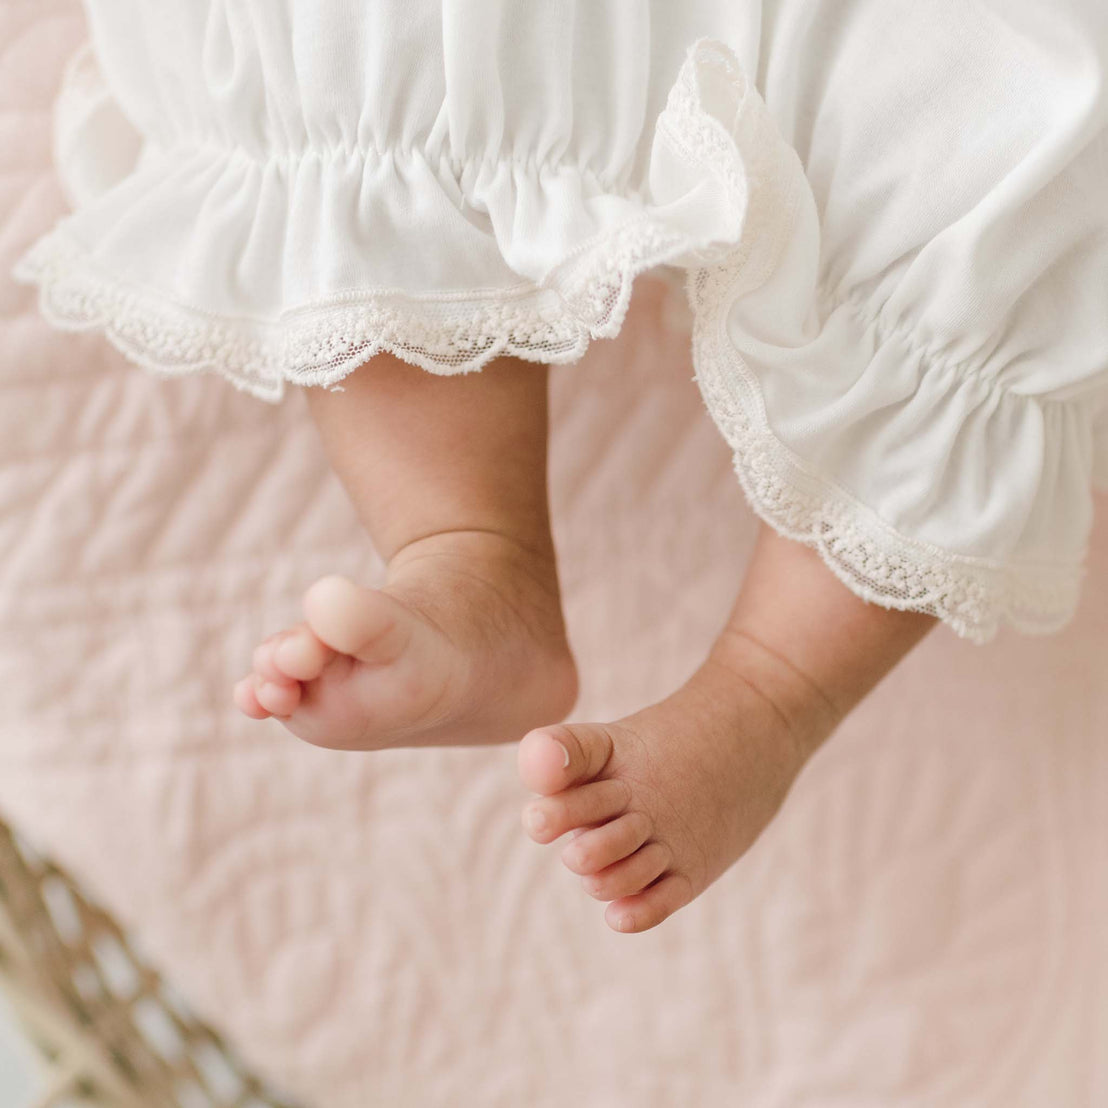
[0,819,301,1108]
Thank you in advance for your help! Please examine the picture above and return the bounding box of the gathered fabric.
[14,0,1108,642]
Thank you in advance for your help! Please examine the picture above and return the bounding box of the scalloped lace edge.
[13,39,749,403]
[16,38,1088,641]
[676,44,1086,644]
[688,264,1085,644]
[13,211,696,403]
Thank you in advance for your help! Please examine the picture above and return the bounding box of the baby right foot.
[233,530,578,749]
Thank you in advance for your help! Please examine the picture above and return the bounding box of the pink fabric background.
[2,4,1106,1105]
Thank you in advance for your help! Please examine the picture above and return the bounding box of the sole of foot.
[234,531,578,750]
[518,654,835,933]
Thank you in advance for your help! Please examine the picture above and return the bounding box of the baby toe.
[233,676,270,720]
[254,677,301,718]
[605,871,695,934]
[560,811,652,875]
[252,637,293,685]
[303,575,412,662]
[580,841,670,902]
[273,624,334,681]
[517,722,614,796]
[521,778,631,844]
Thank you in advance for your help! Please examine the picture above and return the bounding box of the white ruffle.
[14,30,1104,643]
[691,266,1087,641]
[14,40,752,401]
[678,46,1095,643]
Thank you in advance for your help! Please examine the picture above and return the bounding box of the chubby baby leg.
[519,522,936,933]
[234,352,577,749]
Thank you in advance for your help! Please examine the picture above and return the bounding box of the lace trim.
[14,213,695,402]
[16,37,1087,639]
[682,55,1082,642]
[691,283,1085,642]
[678,44,1084,644]
[13,40,747,403]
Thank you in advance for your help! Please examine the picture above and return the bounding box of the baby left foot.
[518,636,840,933]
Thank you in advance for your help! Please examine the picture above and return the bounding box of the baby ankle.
[706,626,843,762]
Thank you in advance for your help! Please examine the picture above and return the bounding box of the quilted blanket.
[2,4,1107,1105]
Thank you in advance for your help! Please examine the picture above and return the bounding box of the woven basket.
[0,819,300,1108]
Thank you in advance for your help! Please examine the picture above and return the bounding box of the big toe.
[518,722,614,796]
[302,574,413,663]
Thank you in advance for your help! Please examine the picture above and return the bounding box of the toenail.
[555,741,570,769]
[525,808,547,834]
[617,915,634,932]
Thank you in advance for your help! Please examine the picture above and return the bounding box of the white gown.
[14,0,1108,643]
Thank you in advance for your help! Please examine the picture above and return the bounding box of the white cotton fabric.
[13,0,1108,642]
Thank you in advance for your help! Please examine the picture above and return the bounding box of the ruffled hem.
[651,42,1090,645]
[690,270,1084,643]
[14,218,697,401]
[13,39,754,402]
[15,36,1094,643]
[679,61,1089,645]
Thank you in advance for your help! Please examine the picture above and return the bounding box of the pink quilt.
[3,4,1106,1105]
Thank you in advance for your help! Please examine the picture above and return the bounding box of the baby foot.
[234,530,577,749]
[518,636,840,933]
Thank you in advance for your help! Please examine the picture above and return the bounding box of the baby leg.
[234,352,578,749]
[519,522,936,933]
